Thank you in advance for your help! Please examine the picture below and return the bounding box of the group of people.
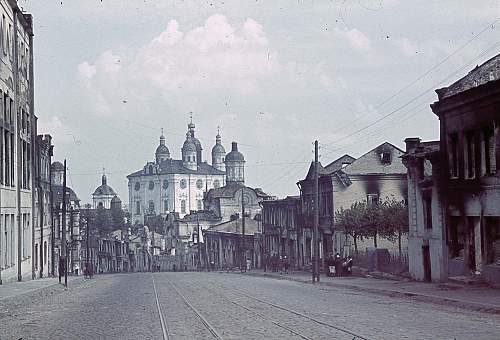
[326,253,353,277]
[266,253,291,274]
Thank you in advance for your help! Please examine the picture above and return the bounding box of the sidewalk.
[241,269,500,314]
[0,276,79,301]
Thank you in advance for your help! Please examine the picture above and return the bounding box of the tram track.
[209,280,370,340]
[153,273,223,340]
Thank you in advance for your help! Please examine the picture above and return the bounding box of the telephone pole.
[241,188,246,272]
[313,141,320,283]
[61,159,67,287]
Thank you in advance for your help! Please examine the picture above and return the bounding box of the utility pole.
[61,159,67,287]
[86,210,90,279]
[241,188,246,272]
[196,213,201,271]
[313,140,320,283]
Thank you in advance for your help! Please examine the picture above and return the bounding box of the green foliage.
[335,196,408,247]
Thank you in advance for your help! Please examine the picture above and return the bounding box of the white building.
[92,173,118,209]
[0,1,35,283]
[127,122,226,225]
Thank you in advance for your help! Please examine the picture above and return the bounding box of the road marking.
[165,275,224,340]
[152,274,170,340]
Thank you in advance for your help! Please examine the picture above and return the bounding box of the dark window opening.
[380,152,391,164]
[423,193,432,230]
[449,133,459,178]
[484,127,496,175]
[466,131,476,179]
[449,217,465,258]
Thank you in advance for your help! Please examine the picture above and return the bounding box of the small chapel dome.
[212,133,226,155]
[225,142,245,162]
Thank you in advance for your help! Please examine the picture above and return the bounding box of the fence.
[353,249,408,275]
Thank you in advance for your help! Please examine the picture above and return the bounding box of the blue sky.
[21,0,500,205]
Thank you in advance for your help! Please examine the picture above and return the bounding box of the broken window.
[380,152,391,164]
[423,192,432,230]
[449,217,465,258]
[449,133,459,178]
[466,131,476,179]
[483,126,496,175]
[485,217,500,265]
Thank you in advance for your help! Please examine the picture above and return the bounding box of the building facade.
[33,134,53,279]
[406,54,500,284]
[332,142,408,256]
[0,1,34,283]
[127,122,226,224]
[262,196,303,269]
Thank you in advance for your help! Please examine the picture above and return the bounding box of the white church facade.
[127,122,227,225]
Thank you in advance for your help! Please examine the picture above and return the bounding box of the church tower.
[211,128,226,172]
[225,141,245,183]
[188,119,203,164]
[155,129,170,164]
[182,131,198,171]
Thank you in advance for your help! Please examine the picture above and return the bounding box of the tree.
[378,197,409,256]
[110,206,125,231]
[335,202,366,255]
[95,205,111,236]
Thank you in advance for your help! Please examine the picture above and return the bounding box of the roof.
[52,184,80,205]
[127,159,225,178]
[324,154,356,173]
[181,210,221,222]
[342,142,407,176]
[206,182,245,199]
[403,141,440,159]
[436,53,500,100]
[225,142,244,162]
[93,184,117,196]
[205,217,261,235]
[51,161,64,171]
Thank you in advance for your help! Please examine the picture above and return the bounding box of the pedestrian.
[334,253,342,277]
[283,256,289,274]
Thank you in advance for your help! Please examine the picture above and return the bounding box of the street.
[1,272,499,340]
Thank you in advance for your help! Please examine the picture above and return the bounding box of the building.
[203,217,263,270]
[0,1,34,283]
[166,141,272,265]
[33,134,53,279]
[262,196,303,269]
[51,161,81,276]
[127,122,226,224]
[92,172,117,209]
[297,154,355,268]
[405,54,500,284]
[403,139,443,282]
[331,142,408,256]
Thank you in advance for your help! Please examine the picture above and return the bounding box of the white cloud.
[336,28,371,51]
[77,14,280,116]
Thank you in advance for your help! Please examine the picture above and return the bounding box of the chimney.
[404,137,421,153]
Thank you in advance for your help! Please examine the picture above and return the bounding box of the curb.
[0,276,86,302]
[240,271,500,315]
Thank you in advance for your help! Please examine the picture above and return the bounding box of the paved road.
[0,272,499,339]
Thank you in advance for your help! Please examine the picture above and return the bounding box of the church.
[127,121,227,225]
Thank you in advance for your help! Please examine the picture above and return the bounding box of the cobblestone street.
[1,272,499,339]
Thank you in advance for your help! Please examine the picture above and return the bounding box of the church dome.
[93,174,117,196]
[225,142,245,162]
[182,135,197,153]
[51,161,64,171]
[156,144,170,156]
[155,131,170,162]
[212,134,225,155]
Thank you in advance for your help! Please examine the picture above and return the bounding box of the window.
[181,200,186,214]
[423,193,432,230]
[148,201,155,213]
[380,152,391,164]
[162,180,169,189]
[483,127,496,175]
[196,179,203,189]
[135,201,141,215]
[197,199,203,211]
[164,199,169,212]
[466,131,476,179]
[149,181,155,190]
[449,133,459,178]
[180,179,187,189]
[134,182,140,191]
[366,194,379,206]
[213,179,220,188]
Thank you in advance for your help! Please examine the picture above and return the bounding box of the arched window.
[180,179,187,189]
[196,179,203,189]
[148,201,155,213]
[213,179,220,188]
[164,199,169,212]
[149,181,155,190]
[149,165,154,174]
[135,201,141,215]
[162,180,169,189]
[180,200,186,214]
[134,182,140,191]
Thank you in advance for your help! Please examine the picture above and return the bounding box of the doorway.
[422,245,431,282]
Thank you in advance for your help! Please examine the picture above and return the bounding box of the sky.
[20,0,500,206]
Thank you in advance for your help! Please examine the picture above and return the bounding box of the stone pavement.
[0,276,79,301]
[240,269,500,314]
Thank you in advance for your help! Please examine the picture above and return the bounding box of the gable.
[343,142,407,175]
